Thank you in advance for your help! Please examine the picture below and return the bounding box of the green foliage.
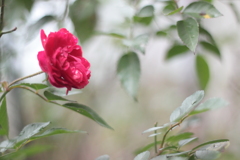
[196,55,210,90]
[44,90,70,101]
[117,52,141,101]
[0,98,8,136]
[16,83,48,90]
[165,45,189,60]
[134,151,150,160]
[183,1,223,19]
[134,5,154,25]
[200,41,221,58]
[177,17,199,52]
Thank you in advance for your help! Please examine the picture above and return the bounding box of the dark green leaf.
[95,31,126,38]
[17,0,34,11]
[170,90,204,122]
[63,103,113,130]
[199,27,216,45]
[134,5,154,25]
[95,155,110,160]
[0,87,2,92]
[195,150,220,160]
[162,3,176,15]
[178,137,198,148]
[135,141,162,154]
[134,151,150,160]
[191,139,229,151]
[165,45,189,60]
[200,41,221,58]
[190,98,228,115]
[69,0,98,42]
[167,132,194,144]
[117,52,141,100]
[31,128,86,141]
[44,91,70,101]
[196,55,210,90]
[177,17,199,52]
[17,83,48,90]
[0,98,8,136]
[183,1,223,19]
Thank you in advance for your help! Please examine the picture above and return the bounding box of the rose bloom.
[37,28,91,94]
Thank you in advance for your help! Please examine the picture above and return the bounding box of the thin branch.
[0,0,5,31]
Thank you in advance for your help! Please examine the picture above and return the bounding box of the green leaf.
[142,126,166,134]
[17,83,48,90]
[117,52,141,100]
[0,145,52,160]
[177,17,199,52]
[30,128,86,141]
[134,151,150,160]
[0,122,50,152]
[150,155,167,160]
[162,3,176,15]
[95,155,110,160]
[123,34,149,54]
[178,137,198,148]
[17,0,34,11]
[167,132,194,145]
[69,0,98,42]
[135,141,162,155]
[199,27,216,45]
[200,41,221,58]
[194,150,220,160]
[170,90,204,122]
[165,45,189,60]
[168,6,184,15]
[148,132,162,137]
[95,31,126,39]
[63,103,113,130]
[44,91,70,101]
[134,5,154,25]
[191,139,230,151]
[183,1,223,19]
[156,31,167,37]
[196,55,210,90]
[0,98,8,136]
[190,98,228,115]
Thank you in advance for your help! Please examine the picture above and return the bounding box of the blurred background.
[0,0,240,159]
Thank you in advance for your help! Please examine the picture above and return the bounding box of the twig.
[0,0,5,31]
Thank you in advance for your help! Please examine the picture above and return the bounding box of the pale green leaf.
[117,52,140,100]
[16,83,48,90]
[167,132,194,144]
[44,91,70,101]
[95,155,110,160]
[177,17,199,52]
[183,1,223,19]
[178,137,198,148]
[134,151,150,160]
[192,139,229,151]
[195,150,220,160]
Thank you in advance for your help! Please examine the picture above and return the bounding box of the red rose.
[37,28,91,94]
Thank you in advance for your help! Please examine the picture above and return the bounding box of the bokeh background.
[0,0,240,159]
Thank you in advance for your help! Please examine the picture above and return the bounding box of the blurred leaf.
[200,41,221,58]
[135,141,162,154]
[150,155,167,160]
[191,139,230,151]
[165,45,189,60]
[156,31,167,37]
[142,126,165,134]
[166,151,191,157]
[134,151,150,160]
[0,98,8,136]
[0,145,52,160]
[31,128,86,141]
[96,31,126,38]
[63,103,113,130]
[167,132,194,145]
[123,34,149,54]
[229,2,240,23]
[170,90,204,122]
[163,3,183,16]
[178,137,198,148]
[44,91,70,101]
[28,15,56,40]
[134,5,154,25]
[17,0,34,12]
[190,98,228,115]
[194,150,220,160]
[148,132,162,137]
[168,6,184,15]
[69,0,98,42]
[0,122,50,152]
[177,17,199,52]
[117,52,140,100]
[196,55,210,90]
[16,83,48,90]
[183,1,223,19]
[199,27,216,45]
[95,155,110,160]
